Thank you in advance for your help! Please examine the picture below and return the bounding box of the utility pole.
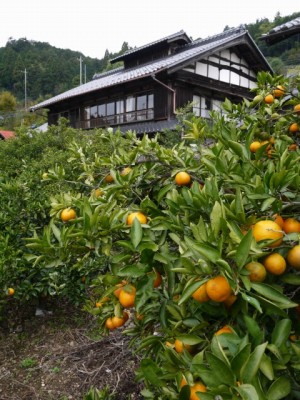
[79,56,83,85]
[24,68,27,110]
[84,64,87,83]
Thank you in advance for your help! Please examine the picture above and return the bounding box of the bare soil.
[0,299,143,400]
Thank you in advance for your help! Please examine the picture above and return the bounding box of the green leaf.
[241,292,263,313]
[139,359,163,387]
[251,283,297,309]
[117,264,148,278]
[130,218,143,248]
[266,376,291,400]
[236,384,259,400]
[235,230,253,269]
[178,279,207,305]
[210,201,222,236]
[241,342,268,383]
[231,343,251,377]
[244,315,264,345]
[259,354,274,381]
[184,236,220,263]
[271,319,292,348]
[281,274,300,285]
[206,352,235,386]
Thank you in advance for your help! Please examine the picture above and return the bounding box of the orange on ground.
[283,218,300,234]
[215,325,233,335]
[206,276,232,302]
[61,208,76,222]
[174,339,193,354]
[293,104,300,113]
[127,211,147,225]
[175,171,191,186]
[289,123,299,133]
[192,282,209,303]
[252,220,283,248]
[245,261,267,282]
[153,270,162,288]
[273,85,285,98]
[190,382,207,400]
[249,141,261,153]
[287,245,300,270]
[119,285,136,308]
[263,253,286,275]
[264,94,274,104]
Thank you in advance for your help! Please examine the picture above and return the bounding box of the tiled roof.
[110,30,191,63]
[261,17,300,44]
[31,26,270,112]
[0,130,15,140]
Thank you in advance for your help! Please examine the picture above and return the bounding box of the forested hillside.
[0,11,299,105]
[0,39,130,104]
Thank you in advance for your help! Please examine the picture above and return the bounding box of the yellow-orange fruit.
[252,220,283,248]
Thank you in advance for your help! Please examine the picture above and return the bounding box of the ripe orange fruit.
[223,293,238,308]
[289,123,299,133]
[245,261,267,282]
[120,167,132,176]
[283,218,300,234]
[119,285,136,308]
[293,104,300,114]
[192,282,209,303]
[288,143,298,151]
[7,288,15,296]
[287,245,300,270]
[113,281,127,298]
[264,94,274,104]
[206,276,231,302]
[190,382,207,400]
[272,214,284,229]
[111,311,129,328]
[263,253,286,275]
[249,141,261,153]
[127,212,147,225]
[104,174,114,183]
[174,339,193,354]
[94,188,103,197]
[175,171,191,186]
[180,376,188,388]
[252,220,283,248]
[61,208,76,222]
[105,317,115,330]
[153,270,162,288]
[273,85,285,98]
[215,325,233,335]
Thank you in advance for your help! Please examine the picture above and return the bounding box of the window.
[78,92,154,129]
[193,95,211,118]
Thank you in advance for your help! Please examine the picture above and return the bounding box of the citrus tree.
[26,72,300,399]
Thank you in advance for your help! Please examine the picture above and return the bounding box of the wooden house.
[31,26,272,135]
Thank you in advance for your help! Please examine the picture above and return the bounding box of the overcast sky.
[1,1,298,59]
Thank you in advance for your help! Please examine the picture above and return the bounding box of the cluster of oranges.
[243,217,300,281]
[102,269,162,331]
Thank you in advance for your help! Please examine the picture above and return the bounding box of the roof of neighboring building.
[0,130,15,140]
[30,26,272,112]
[261,17,300,45]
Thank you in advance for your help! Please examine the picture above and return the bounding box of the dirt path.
[0,301,143,399]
